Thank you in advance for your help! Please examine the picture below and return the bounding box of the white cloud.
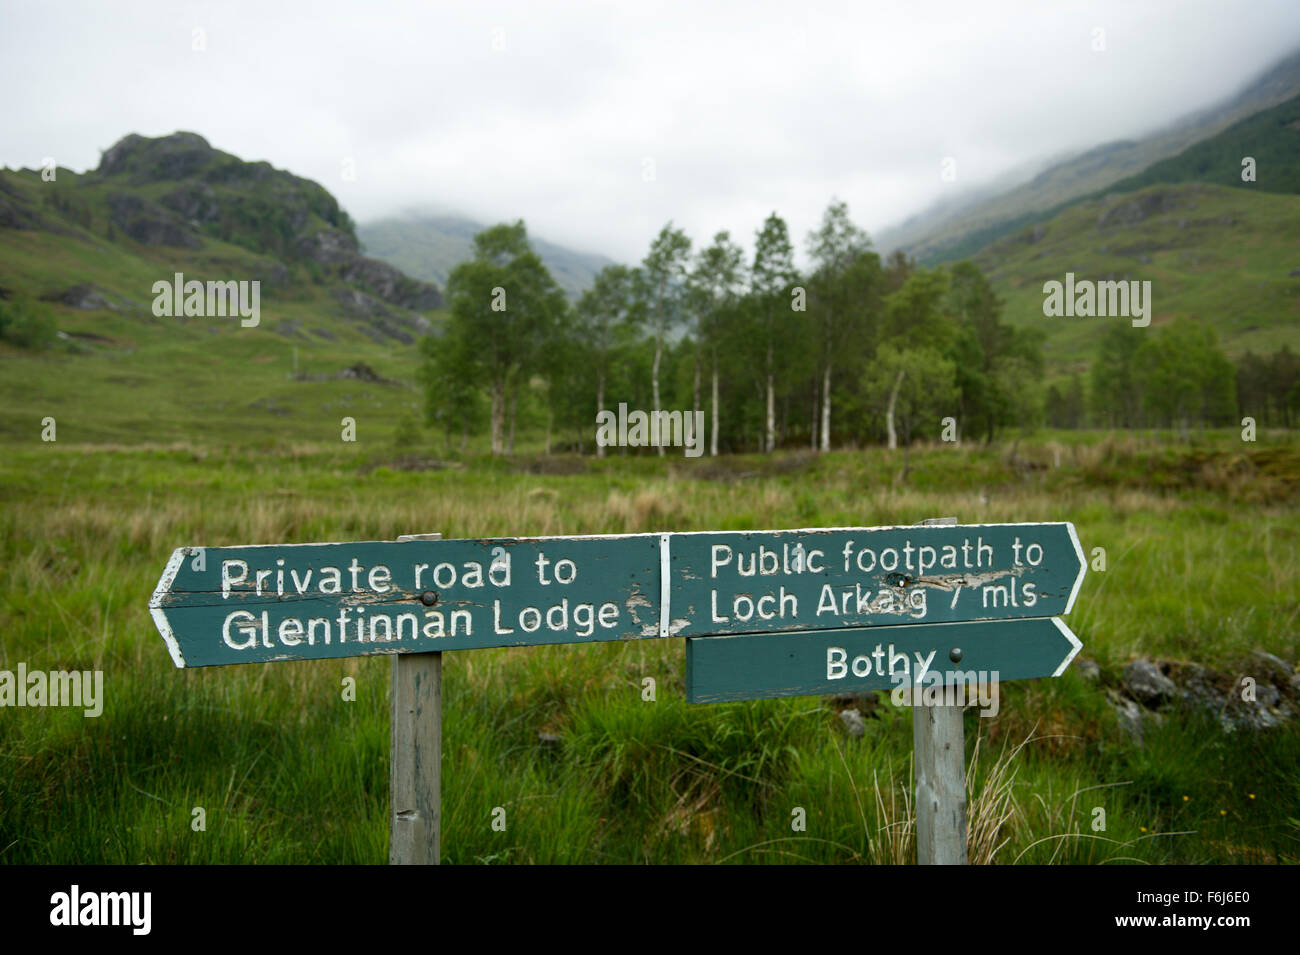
[1,0,1297,266]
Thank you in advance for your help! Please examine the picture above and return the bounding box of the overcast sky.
[2,1,1298,266]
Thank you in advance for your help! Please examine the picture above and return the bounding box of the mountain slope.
[0,133,447,444]
[1094,92,1300,198]
[359,212,617,298]
[877,47,1300,264]
[930,91,1300,265]
[974,182,1300,377]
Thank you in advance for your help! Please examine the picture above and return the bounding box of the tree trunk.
[886,367,905,451]
[765,370,775,453]
[490,378,505,456]
[765,326,775,453]
[596,372,606,459]
[820,361,832,453]
[653,303,664,457]
[710,361,720,457]
[810,381,818,451]
[506,385,516,456]
[693,341,702,420]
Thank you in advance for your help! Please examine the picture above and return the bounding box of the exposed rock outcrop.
[108,192,200,249]
[1102,653,1298,745]
[92,133,443,311]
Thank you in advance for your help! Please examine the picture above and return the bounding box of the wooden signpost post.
[149,520,1086,865]
[390,533,442,866]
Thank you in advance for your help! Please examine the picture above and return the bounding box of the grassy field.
[1,432,1297,864]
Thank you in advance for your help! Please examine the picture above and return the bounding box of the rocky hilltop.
[1,132,442,330]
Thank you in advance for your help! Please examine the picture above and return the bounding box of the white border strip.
[659,534,671,638]
[149,547,189,668]
[177,521,1077,550]
[1051,617,1083,676]
[1064,522,1087,615]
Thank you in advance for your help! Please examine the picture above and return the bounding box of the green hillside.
[975,182,1300,378]
[0,133,446,445]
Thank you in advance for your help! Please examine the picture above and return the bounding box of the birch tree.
[807,199,872,452]
[444,221,566,455]
[575,264,639,457]
[641,223,692,456]
[689,231,746,456]
[751,212,797,453]
[865,344,958,456]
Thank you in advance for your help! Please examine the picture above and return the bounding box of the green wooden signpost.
[149,523,1084,666]
[148,519,1087,866]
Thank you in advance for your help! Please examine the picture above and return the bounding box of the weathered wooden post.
[390,533,442,865]
[913,517,966,865]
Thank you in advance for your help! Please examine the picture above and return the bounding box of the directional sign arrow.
[685,617,1084,704]
[669,523,1086,636]
[149,535,663,667]
[149,523,1086,667]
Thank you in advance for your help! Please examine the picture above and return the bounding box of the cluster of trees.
[1087,322,1235,430]
[420,204,1043,456]
[1054,324,1296,432]
[1237,347,1300,428]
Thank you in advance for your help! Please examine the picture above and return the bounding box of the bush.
[0,298,56,349]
